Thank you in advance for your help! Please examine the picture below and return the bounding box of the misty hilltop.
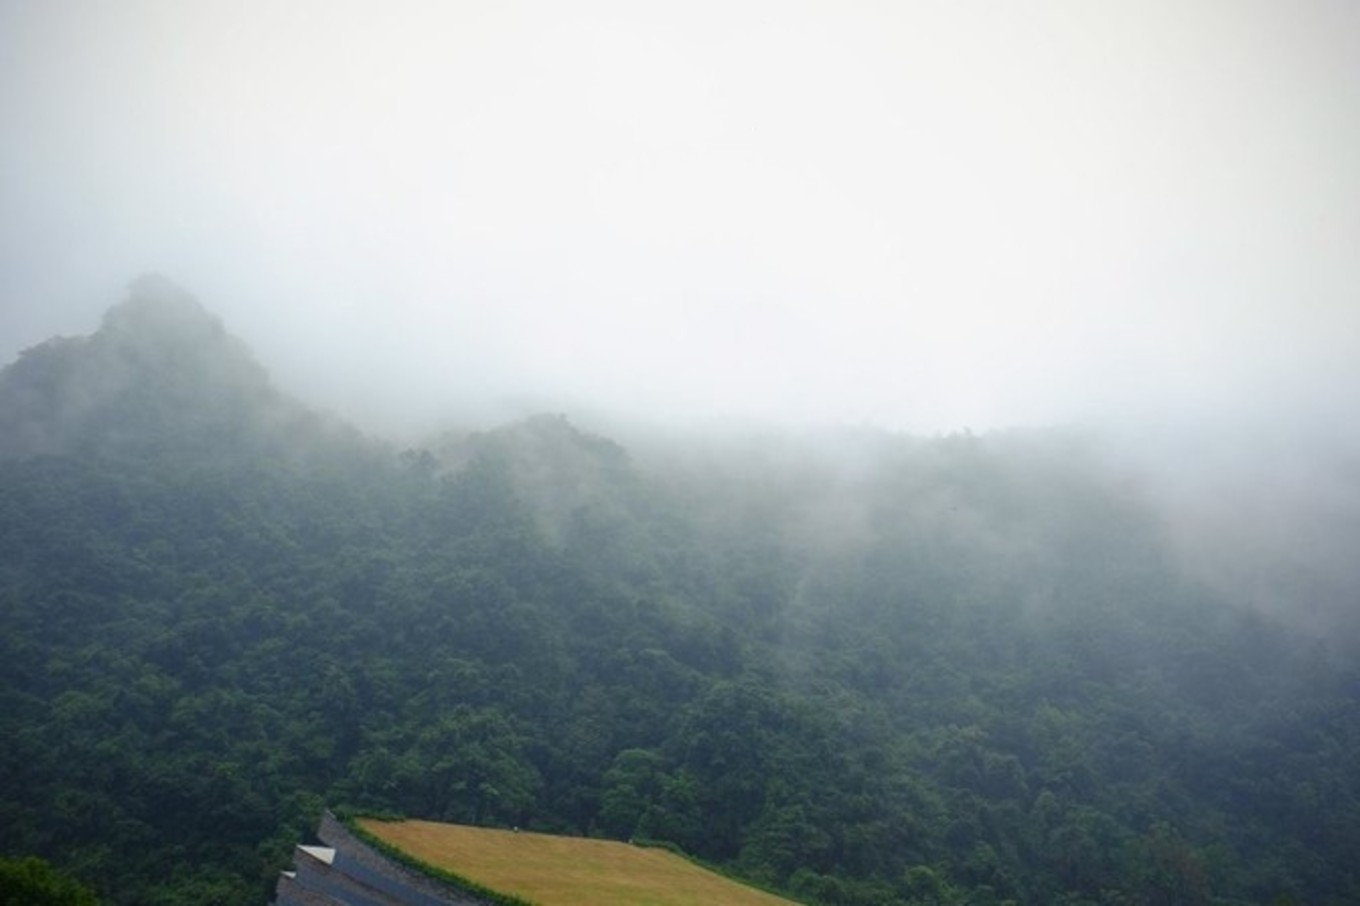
[0,276,362,463]
[2,281,1359,905]
[4,1,1356,897]
[2,1,1349,897]
[3,278,1357,637]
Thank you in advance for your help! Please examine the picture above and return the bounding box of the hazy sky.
[2,0,1357,436]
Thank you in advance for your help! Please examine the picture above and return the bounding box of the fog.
[2,0,1357,441]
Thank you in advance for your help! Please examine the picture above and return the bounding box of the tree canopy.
[1,286,1357,905]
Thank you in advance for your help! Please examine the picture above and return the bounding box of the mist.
[2,0,1357,441]
[6,9,1360,896]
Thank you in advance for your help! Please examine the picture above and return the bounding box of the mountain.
[0,275,361,464]
[1,285,1358,906]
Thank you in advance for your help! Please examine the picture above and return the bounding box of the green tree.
[0,856,99,906]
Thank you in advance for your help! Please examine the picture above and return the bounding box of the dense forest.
[2,280,1358,905]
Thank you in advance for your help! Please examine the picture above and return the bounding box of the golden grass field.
[356,818,801,906]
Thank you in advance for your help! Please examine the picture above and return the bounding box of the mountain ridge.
[0,281,1357,905]
[0,276,365,464]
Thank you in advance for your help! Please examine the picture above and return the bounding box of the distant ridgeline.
[0,274,362,463]
[2,278,1358,905]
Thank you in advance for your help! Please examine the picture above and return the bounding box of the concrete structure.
[272,812,497,906]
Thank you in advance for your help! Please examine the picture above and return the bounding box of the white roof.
[297,845,336,865]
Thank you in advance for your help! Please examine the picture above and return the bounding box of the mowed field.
[356,818,802,906]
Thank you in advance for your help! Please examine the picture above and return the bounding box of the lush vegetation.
[1,283,1358,904]
[0,855,99,906]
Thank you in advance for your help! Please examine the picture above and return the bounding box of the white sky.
[1,0,1357,436]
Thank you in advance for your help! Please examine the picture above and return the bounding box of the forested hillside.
[2,282,1358,905]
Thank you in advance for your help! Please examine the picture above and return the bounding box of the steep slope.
[0,275,362,464]
[1,284,1358,906]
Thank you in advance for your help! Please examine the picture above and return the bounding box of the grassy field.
[356,818,801,906]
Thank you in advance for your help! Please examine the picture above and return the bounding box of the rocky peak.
[0,277,287,460]
[98,274,229,348]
